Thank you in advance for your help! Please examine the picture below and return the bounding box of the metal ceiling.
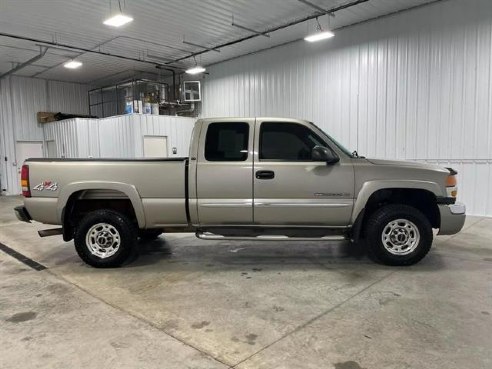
[0,0,438,85]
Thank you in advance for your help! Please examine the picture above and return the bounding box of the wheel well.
[62,189,137,241]
[358,188,440,237]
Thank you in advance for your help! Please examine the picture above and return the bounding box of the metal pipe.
[297,0,329,14]
[117,35,190,54]
[169,0,369,64]
[182,40,220,53]
[0,32,182,73]
[146,53,185,68]
[176,102,195,116]
[32,35,189,77]
[146,53,176,62]
[172,69,176,101]
[0,0,369,74]
[0,46,47,79]
[31,39,112,77]
[231,21,270,38]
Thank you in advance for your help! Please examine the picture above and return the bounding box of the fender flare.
[57,181,146,228]
[351,180,442,224]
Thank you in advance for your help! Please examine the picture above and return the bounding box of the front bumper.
[438,202,466,235]
[14,206,32,223]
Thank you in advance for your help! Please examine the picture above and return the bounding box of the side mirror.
[312,145,339,164]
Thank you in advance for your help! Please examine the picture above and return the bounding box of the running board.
[196,231,346,241]
[38,228,63,237]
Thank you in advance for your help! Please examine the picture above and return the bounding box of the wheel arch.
[59,182,146,241]
[351,181,441,241]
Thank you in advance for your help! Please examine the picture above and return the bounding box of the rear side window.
[205,123,249,161]
[260,122,326,161]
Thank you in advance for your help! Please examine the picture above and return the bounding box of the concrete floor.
[0,196,491,369]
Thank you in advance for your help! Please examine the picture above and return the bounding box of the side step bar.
[38,228,63,237]
[196,231,346,242]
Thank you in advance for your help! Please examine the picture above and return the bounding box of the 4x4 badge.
[33,181,58,191]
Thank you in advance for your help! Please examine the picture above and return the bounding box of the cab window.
[259,122,326,161]
[205,123,249,161]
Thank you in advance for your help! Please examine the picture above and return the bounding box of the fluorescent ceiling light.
[103,13,133,27]
[185,66,206,75]
[64,60,83,69]
[304,30,335,42]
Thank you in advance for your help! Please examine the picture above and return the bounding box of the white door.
[143,136,168,158]
[46,140,57,158]
[16,141,43,186]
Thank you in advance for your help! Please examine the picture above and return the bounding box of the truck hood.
[364,158,447,172]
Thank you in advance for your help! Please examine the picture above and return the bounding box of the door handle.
[256,170,275,179]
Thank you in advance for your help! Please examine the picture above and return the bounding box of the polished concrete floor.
[0,196,491,369]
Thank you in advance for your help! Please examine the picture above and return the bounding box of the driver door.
[253,119,354,226]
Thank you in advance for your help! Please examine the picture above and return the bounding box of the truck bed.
[24,157,190,228]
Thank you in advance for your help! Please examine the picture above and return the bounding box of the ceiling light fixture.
[304,30,334,42]
[64,60,83,69]
[185,66,206,75]
[304,16,334,42]
[103,14,133,27]
[186,56,206,75]
[103,0,133,27]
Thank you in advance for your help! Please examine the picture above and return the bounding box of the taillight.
[21,165,31,198]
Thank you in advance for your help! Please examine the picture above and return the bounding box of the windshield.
[308,122,355,157]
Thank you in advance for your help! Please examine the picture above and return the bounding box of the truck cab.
[189,117,354,228]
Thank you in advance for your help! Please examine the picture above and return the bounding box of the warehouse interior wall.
[202,0,492,217]
[0,76,89,195]
[43,115,195,159]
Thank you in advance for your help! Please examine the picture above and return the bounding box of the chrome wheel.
[85,223,121,259]
[381,218,420,256]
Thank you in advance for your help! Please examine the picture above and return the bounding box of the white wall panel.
[43,119,80,158]
[48,80,89,114]
[0,76,90,195]
[10,77,47,141]
[134,115,195,157]
[202,0,492,216]
[42,114,196,161]
[99,116,128,157]
[0,78,16,195]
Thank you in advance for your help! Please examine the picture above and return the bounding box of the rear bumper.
[438,202,466,235]
[14,206,32,223]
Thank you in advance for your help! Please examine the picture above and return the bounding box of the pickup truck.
[15,117,466,268]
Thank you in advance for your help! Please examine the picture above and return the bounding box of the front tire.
[74,209,137,268]
[365,204,433,266]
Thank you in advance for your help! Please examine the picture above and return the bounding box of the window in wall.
[205,123,249,161]
[259,122,326,161]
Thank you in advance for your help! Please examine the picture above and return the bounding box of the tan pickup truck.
[15,117,466,268]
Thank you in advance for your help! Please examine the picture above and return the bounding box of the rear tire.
[365,204,433,266]
[74,209,137,268]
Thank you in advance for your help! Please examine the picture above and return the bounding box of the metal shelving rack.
[88,79,169,118]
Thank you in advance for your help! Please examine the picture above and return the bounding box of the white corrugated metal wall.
[0,76,89,195]
[133,115,196,158]
[43,114,196,159]
[202,0,492,217]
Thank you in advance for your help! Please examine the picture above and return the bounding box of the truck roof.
[199,117,311,124]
